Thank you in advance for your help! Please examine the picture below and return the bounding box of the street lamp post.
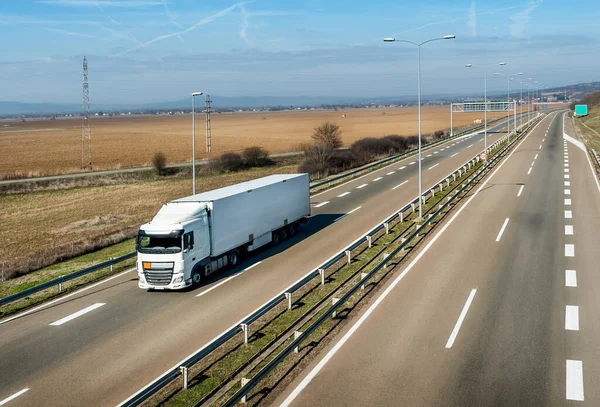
[465,62,506,156]
[383,34,455,219]
[192,91,203,195]
[495,72,522,142]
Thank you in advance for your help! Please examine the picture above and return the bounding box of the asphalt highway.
[277,111,600,406]
[0,115,524,406]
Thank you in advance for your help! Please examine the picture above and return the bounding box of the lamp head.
[443,35,456,39]
[383,37,395,42]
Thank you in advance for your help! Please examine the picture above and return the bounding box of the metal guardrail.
[222,115,541,407]
[0,252,136,307]
[592,149,600,168]
[119,114,542,407]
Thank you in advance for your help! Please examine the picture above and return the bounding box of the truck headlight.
[173,276,184,283]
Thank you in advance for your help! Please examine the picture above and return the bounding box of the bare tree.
[312,121,343,150]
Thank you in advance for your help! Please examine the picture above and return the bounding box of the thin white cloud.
[509,1,543,37]
[163,0,182,28]
[240,4,249,45]
[48,28,97,38]
[467,0,476,37]
[111,1,252,57]
[109,16,121,25]
[37,0,165,7]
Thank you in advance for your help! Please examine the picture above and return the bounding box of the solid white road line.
[373,177,383,182]
[566,360,585,401]
[495,218,510,242]
[566,270,577,287]
[386,171,395,175]
[337,192,350,198]
[450,152,458,158]
[428,163,439,170]
[517,185,525,197]
[392,180,408,190]
[314,201,330,208]
[565,305,580,331]
[565,198,572,205]
[0,389,29,406]
[279,116,547,407]
[399,166,407,170]
[445,288,477,349]
[565,189,571,195]
[565,225,574,235]
[565,210,573,219]
[527,167,532,175]
[196,262,261,298]
[49,303,105,326]
[565,244,575,257]
[333,206,362,223]
[357,184,368,189]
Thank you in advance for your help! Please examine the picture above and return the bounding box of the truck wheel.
[228,250,240,267]
[191,268,202,286]
[288,224,297,237]
[272,232,280,246]
[280,228,288,241]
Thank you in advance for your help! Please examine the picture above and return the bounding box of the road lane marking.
[373,177,383,182]
[0,389,29,406]
[565,225,574,235]
[565,244,575,257]
[49,303,105,326]
[495,218,510,242]
[531,161,535,167]
[426,154,432,157]
[534,153,538,159]
[398,166,407,170]
[196,262,261,298]
[337,192,350,198]
[566,360,584,401]
[564,159,569,163]
[433,151,439,154]
[565,174,570,179]
[445,288,477,349]
[565,210,572,219]
[565,189,571,195]
[565,305,580,331]
[409,161,416,165]
[539,144,542,149]
[392,180,408,190]
[527,167,532,175]
[278,116,548,407]
[428,163,439,170]
[565,163,569,167]
[565,181,571,187]
[517,185,524,197]
[565,199,571,205]
[450,152,458,157]
[386,171,395,175]
[314,201,330,208]
[566,270,577,287]
[333,206,361,223]
[356,184,368,189]
[467,144,474,148]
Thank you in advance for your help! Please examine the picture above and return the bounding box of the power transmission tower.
[82,56,92,169]
[205,94,212,153]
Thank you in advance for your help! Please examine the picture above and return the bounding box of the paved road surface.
[0,117,522,406]
[277,111,600,406]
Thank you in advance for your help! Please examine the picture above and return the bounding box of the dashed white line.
[565,244,575,257]
[373,177,383,182]
[337,192,350,198]
[428,163,439,170]
[517,185,524,197]
[467,144,474,148]
[314,201,330,208]
[450,152,458,158]
[564,159,569,163]
[527,167,532,175]
[565,270,577,287]
[565,305,580,331]
[531,161,536,167]
[0,389,29,406]
[534,154,539,160]
[399,166,407,170]
[392,180,408,190]
[539,144,542,149]
[495,218,510,242]
[565,181,571,187]
[49,303,105,326]
[565,210,572,219]
[333,206,362,223]
[565,174,570,179]
[409,161,416,165]
[565,163,569,167]
[565,198,572,205]
[445,288,477,349]
[433,151,439,154]
[565,189,571,195]
[356,184,368,189]
[566,360,585,401]
[565,225,574,235]
[386,171,395,175]
[197,262,261,298]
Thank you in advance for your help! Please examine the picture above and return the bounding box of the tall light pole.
[519,79,523,129]
[495,72,522,141]
[383,34,455,219]
[192,91,203,195]
[465,62,506,156]
[527,78,533,123]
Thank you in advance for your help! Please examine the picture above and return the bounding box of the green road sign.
[575,105,588,116]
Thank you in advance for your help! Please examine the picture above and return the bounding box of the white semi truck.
[136,174,310,290]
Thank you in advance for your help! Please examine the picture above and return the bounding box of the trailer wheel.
[228,250,240,267]
[280,228,288,241]
[272,232,280,246]
[191,268,202,286]
[288,224,297,237]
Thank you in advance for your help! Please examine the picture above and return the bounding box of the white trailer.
[137,174,310,290]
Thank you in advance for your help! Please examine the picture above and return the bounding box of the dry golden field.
[0,106,506,177]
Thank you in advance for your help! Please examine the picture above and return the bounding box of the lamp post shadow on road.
[383,34,456,219]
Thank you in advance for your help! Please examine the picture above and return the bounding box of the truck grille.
[143,262,174,286]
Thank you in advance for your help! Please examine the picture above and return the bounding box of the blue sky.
[0,0,599,104]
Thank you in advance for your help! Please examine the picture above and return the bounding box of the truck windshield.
[137,232,182,254]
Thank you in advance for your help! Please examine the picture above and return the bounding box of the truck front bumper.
[138,273,191,290]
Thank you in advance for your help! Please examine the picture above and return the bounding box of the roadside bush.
[210,152,244,172]
[312,121,343,150]
[351,137,396,163]
[242,146,272,167]
[383,135,409,152]
[433,129,445,140]
[152,152,167,175]
[300,143,334,177]
[405,135,420,148]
